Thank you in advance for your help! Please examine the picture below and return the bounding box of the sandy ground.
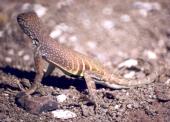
[0,0,170,121]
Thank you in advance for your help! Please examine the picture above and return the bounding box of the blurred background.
[0,0,170,121]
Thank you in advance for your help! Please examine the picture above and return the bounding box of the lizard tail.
[109,70,159,88]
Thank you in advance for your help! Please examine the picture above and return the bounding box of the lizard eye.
[32,39,39,46]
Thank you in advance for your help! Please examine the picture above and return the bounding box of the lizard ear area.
[32,38,39,46]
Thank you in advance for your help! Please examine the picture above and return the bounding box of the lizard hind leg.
[83,70,99,106]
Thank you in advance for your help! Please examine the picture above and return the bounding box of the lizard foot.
[15,91,58,114]
[79,94,99,114]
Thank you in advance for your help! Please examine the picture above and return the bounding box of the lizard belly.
[42,55,82,77]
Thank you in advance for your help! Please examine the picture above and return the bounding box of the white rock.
[133,1,153,11]
[58,35,66,43]
[123,71,136,79]
[56,94,67,103]
[52,109,77,119]
[102,20,115,30]
[23,54,30,61]
[133,2,161,17]
[50,28,62,38]
[8,49,14,55]
[127,104,133,109]
[145,50,157,59]
[165,79,170,84]
[114,104,121,110]
[18,50,24,56]
[57,23,70,32]
[5,57,12,63]
[120,14,131,22]
[139,9,148,17]
[69,35,78,42]
[33,4,47,17]
[50,23,72,39]
[0,30,4,37]
[133,1,161,11]
[118,59,138,68]
[86,41,97,49]
[21,3,31,10]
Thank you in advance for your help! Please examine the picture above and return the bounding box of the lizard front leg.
[25,49,44,95]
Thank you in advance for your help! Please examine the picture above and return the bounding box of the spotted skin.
[17,12,158,104]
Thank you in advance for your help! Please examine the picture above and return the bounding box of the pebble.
[114,104,121,110]
[69,35,78,42]
[86,41,97,49]
[5,57,12,63]
[118,59,138,68]
[123,71,136,79]
[144,50,157,59]
[50,28,62,38]
[18,50,24,56]
[120,14,131,22]
[33,4,47,17]
[8,49,14,55]
[101,20,115,30]
[127,104,133,109]
[165,79,170,84]
[50,23,72,39]
[133,1,161,11]
[56,94,67,103]
[21,3,31,10]
[23,54,30,61]
[139,9,148,17]
[0,30,4,37]
[133,1,161,17]
[58,35,66,43]
[52,109,77,119]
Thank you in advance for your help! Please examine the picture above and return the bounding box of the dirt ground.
[1,0,170,121]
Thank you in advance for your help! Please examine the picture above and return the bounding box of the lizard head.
[17,11,43,46]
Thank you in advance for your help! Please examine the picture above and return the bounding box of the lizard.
[17,11,158,105]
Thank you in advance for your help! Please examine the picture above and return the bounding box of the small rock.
[33,4,47,17]
[50,28,62,38]
[57,23,71,32]
[21,3,31,10]
[56,94,67,103]
[133,1,161,11]
[118,59,138,68]
[144,50,157,59]
[58,35,66,43]
[52,109,77,119]
[127,104,133,109]
[120,14,131,22]
[8,49,14,55]
[86,41,97,49]
[5,57,12,63]
[133,2,161,17]
[101,20,115,30]
[18,50,24,56]
[114,104,121,110]
[165,79,170,84]
[16,92,58,115]
[69,35,78,42]
[123,71,136,79]
[23,54,30,61]
[0,30,4,37]
[139,9,148,17]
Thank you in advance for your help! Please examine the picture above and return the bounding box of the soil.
[1,0,170,121]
